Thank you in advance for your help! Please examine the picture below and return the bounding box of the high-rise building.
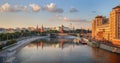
[92,16,110,41]
[110,6,120,39]
[92,5,120,45]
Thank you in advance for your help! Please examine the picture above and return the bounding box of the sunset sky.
[0,0,120,29]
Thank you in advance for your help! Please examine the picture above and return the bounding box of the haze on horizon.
[0,0,120,29]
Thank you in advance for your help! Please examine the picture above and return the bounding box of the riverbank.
[0,36,36,50]
[83,38,120,54]
[0,36,48,55]
[0,36,48,63]
[8,36,48,51]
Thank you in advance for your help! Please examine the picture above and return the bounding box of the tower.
[40,25,44,33]
[95,16,103,26]
[60,25,64,33]
[92,19,96,39]
[36,25,39,32]
[110,5,120,40]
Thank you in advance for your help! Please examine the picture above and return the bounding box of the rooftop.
[113,5,120,9]
[95,15,103,18]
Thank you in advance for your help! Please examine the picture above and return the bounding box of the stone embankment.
[83,38,120,54]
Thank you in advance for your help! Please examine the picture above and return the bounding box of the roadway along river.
[0,36,120,63]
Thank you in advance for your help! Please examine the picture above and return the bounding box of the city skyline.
[0,0,120,29]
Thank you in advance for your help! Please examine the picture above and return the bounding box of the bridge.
[48,33,80,36]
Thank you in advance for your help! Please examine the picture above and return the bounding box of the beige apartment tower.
[92,5,120,45]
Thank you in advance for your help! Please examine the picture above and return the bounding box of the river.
[0,36,120,63]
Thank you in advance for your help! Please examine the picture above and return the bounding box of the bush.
[6,39,17,46]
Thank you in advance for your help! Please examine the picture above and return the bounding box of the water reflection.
[0,38,120,63]
[26,38,75,50]
[92,48,120,63]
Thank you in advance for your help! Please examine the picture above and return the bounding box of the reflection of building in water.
[26,39,77,50]
[59,41,64,49]
[26,42,44,49]
[92,5,120,45]
[40,42,44,49]
[91,48,120,63]
[36,41,39,49]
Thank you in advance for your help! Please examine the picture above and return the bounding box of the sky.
[0,0,120,29]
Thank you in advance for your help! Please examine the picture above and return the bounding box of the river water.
[0,36,120,63]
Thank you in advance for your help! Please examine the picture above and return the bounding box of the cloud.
[29,4,41,12]
[0,3,64,13]
[55,14,63,19]
[55,14,89,23]
[1,3,10,11]
[45,3,64,13]
[21,6,27,11]
[0,8,2,12]
[0,3,28,12]
[47,3,55,10]
[56,14,62,17]
[70,7,78,13]
[11,5,28,12]
[29,3,63,13]
[63,17,90,23]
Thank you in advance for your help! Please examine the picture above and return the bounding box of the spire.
[40,24,44,32]
[60,24,64,33]
[36,24,39,31]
